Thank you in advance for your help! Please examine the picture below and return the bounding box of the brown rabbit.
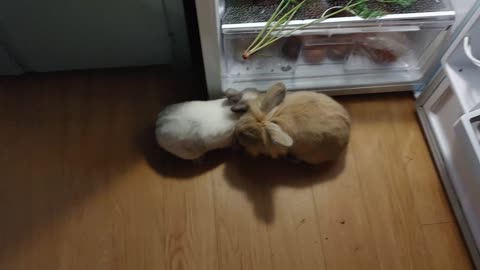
[234,83,350,164]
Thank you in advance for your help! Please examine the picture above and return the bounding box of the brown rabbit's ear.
[265,122,293,147]
[225,88,242,102]
[261,82,287,113]
[231,102,249,113]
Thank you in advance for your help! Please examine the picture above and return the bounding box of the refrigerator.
[191,0,480,266]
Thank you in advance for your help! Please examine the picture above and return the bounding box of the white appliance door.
[415,0,480,96]
[453,110,480,244]
[416,2,480,267]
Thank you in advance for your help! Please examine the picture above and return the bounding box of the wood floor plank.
[422,222,473,270]
[29,76,72,270]
[266,178,327,270]
[0,79,36,270]
[163,176,219,270]
[311,144,381,270]
[387,96,453,224]
[56,75,169,270]
[211,162,273,270]
[109,73,218,270]
[347,95,431,270]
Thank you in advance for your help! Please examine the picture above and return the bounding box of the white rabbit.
[155,89,262,160]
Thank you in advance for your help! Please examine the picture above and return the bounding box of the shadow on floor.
[222,152,346,224]
[142,118,347,224]
[138,124,228,179]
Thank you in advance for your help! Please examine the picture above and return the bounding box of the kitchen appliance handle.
[464,36,480,67]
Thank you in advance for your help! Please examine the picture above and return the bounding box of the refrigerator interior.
[216,0,455,92]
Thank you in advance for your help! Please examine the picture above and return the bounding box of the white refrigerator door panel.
[419,74,480,268]
[417,1,480,266]
[451,0,480,31]
[453,110,480,249]
[415,0,480,96]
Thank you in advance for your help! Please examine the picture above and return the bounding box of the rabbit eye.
[238,130,261,143]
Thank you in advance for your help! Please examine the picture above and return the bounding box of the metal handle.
[464,36,480,67]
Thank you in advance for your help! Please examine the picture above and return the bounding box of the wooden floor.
[0,68,473,270]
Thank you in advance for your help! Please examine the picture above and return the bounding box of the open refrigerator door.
[195,0,456,98]
[416,0,480,267]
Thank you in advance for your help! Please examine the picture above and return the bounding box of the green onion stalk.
[242,0,415,59]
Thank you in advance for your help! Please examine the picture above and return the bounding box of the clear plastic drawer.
[222,29,443,86]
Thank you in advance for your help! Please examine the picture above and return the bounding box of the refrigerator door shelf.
[452,109,480,251]
[222,0,454,34]
[223,30,443,91]
[442,6,480,113]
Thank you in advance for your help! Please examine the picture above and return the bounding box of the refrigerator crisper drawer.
[223,29,444,90]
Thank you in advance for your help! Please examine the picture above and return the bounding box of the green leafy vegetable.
[242,0,416,59]
[377,0,416,8]
[348,2,386,18]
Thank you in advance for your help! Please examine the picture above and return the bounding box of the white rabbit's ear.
[265,122,293,147]
[261,82,286,113]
